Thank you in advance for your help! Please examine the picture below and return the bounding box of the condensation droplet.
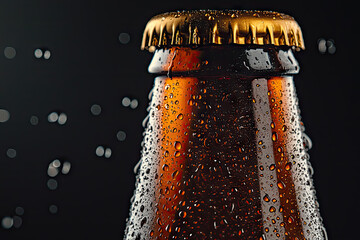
[122,97,131,107]
[174,141,182,150]
[179,211,187,218]
[47,165,59,177]
[104,148,112,158]
[43,50,51,59]
[57,113,67,125]
[52,159,61,168]
[285,162,292,171]
[34,49,43,58]
[96,146,105,157]
[49,204,58,214]
[269,164,276,171]
[30,115,39,125]
[272,132,278,141]
[130,99,138,109]
[277,181,285,189]
[1,216,13,229]
[12,216,22,228]
[119,33,130,44]
[6,148,17,158]
[177,113,184,120]
[90,104,102,115]
[4,47,16,59]
[117,130,126,141]
[48,112,59,123]
[263,194,270,202]
[47,179,58,190]
[0,109,10,123]
[172,170,179,179]
[15,207,24,216]
[61,161,71,174]
[162,164,169,171]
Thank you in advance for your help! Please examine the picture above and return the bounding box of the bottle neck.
[148,45,299,77]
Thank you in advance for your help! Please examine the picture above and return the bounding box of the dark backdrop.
[0,0,357,239]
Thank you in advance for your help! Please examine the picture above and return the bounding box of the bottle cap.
[141,10,304,51]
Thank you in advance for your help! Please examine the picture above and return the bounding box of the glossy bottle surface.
[124,46,325,240]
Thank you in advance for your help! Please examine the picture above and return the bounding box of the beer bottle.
[124,10,327,240]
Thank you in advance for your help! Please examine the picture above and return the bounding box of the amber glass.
[124,46,325,240]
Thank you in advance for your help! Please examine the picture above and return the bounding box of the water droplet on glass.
[15,207,24,216]
[172,170,179,180]
[30,115,39,125]
[48,112,59,123]
[43,50,51,59]
[272,132,278,141]
[1,216,13,229]
[269,164,276,171]
[119,33,130,44]
[285,162,292,171]
[327,40,336,54]
[162,164,169,171]
[263,194,270,202]
[277,181,285,189]
[116,130,126,141]
[96,146,105,157]
[34,48,43,58]
[57,113,67,125]
[318,38,336,54]
[318,38,326,54]
[179,211,186,218]
[47,165,59,177]
[269,206,276,212]
[279,206,284,212]
[130,99,138,109]
[61,161,71,174]
[49,204,58,214]
[4,47,16,59]
[122,97,131,107]
[12,216,22,228]
[177,113,184,120]
[0,109,10,123]
[104,148,112,158]
[90,104,102,116]
[47,179,58,190]
[174,141,182,150]
[303,133,313,150]
[6,148,16,158]
[52,159,61,168]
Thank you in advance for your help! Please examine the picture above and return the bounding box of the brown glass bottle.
[124,10,326,240]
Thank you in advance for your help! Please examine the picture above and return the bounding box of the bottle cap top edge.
[141,10,305,51]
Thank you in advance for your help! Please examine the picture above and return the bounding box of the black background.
[0,0,358,239]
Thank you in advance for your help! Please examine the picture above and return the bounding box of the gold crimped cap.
[141,10,305,51]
